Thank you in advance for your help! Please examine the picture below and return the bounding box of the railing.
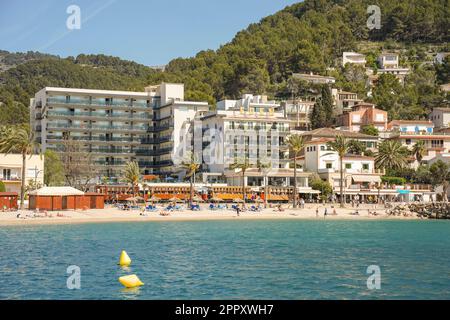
[47,98,150,109]
[47,111,151,120]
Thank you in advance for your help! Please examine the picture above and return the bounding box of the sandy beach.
[0,203,419,226]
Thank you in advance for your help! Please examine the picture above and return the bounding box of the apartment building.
[0,154,44,193]
[300,128,380,158]
[200,94,292,182]
[331,89,363,114]
[429,108,450,129]
[282,99,315,131]
[342,52,366,67]
[300,137,383,199]
[387,120,434,134]
[377,53,410,84]
[338,103,388,132]
[30,83,209,182]
[292,72,336,85]
[387,120,450,167]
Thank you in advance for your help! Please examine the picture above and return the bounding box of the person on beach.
[324,208,328,218]
[236,205,240,217]
[316,207,319,218]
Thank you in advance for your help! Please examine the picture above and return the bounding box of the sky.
[0,0,299,66]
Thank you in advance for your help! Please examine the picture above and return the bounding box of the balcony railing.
[47,111,151,120]
[47,98,150,109]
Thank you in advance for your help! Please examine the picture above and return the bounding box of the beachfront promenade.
[0,203,419,226]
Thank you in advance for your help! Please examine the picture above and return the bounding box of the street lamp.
[34,165,43,191]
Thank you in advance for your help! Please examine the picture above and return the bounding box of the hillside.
[0,0,449,126]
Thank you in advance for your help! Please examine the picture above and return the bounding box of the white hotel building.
[30,83,209,183]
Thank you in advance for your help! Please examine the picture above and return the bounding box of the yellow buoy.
[119,274,144,288]
[119,250,132,266]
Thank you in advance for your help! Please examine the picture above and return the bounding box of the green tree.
[372,73,403,118]
[310,177,333,201]
[180,152,201,207]
[375,140,410,170]
[412,141,427,164]
[347,139,367,155]
[229,157,252,205]
[429,160,450,202]
[285,134,306,208]
[360,125,379,136]
[123,161,140,196]
[0,180,6,192]
[327,135,350,208]
[0,125,39,209]
[321,85,334,127]
[44,149,65,186]
[257,159,271,209]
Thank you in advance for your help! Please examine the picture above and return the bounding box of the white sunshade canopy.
[352,175,382,183]
[28,187,84,196]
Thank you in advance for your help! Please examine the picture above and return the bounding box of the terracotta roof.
[305,137,334,145]
[343,154,375,160]
[301,127,378,139]
[389,120,433,125]
[432,107,450,112]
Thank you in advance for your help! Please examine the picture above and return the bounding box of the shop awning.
[352,175,381,183]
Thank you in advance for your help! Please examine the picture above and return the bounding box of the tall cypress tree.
[321,85,334,127]
[310,98,326,129]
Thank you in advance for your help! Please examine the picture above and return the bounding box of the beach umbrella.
[233,198,244,203]
[192,195,204,202]
[169,197,183,203]
[210,196,223,202]
[133,196,145,202]
[149,195,161,202]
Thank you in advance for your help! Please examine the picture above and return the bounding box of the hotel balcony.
[47,111,152,122]
[47,98,151,111]
[46,123,150,133]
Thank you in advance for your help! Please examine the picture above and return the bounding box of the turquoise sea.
[0,220,449,300]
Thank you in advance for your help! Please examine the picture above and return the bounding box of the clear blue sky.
[0,0,299,66]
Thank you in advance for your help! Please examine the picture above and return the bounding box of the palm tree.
[430,160,450,202]
[327,134,350,208]
[412,141,426,164]
[375,140,409,170]
[257,159,271,208]
[180,152,200,207]
[123,161,140,196]
[229,157,252,204]
[285,134,305,208]
[0,125,40,209]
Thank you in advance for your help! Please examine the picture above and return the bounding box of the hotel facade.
[30,83,209,183]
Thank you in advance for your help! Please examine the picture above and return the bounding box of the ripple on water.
[0,220,449,299]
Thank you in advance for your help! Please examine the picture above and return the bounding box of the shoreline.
[0,205,422,227]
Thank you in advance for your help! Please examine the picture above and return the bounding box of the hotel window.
[326,163,332,169]
[406,139,412,145]
[376,114,384,121]
[320,146,325,151]
[345,163,352,169]
[362,163,369,170]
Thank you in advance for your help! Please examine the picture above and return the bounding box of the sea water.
[0,220,449,300]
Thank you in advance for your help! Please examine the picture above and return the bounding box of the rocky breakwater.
[407,203,450,219]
